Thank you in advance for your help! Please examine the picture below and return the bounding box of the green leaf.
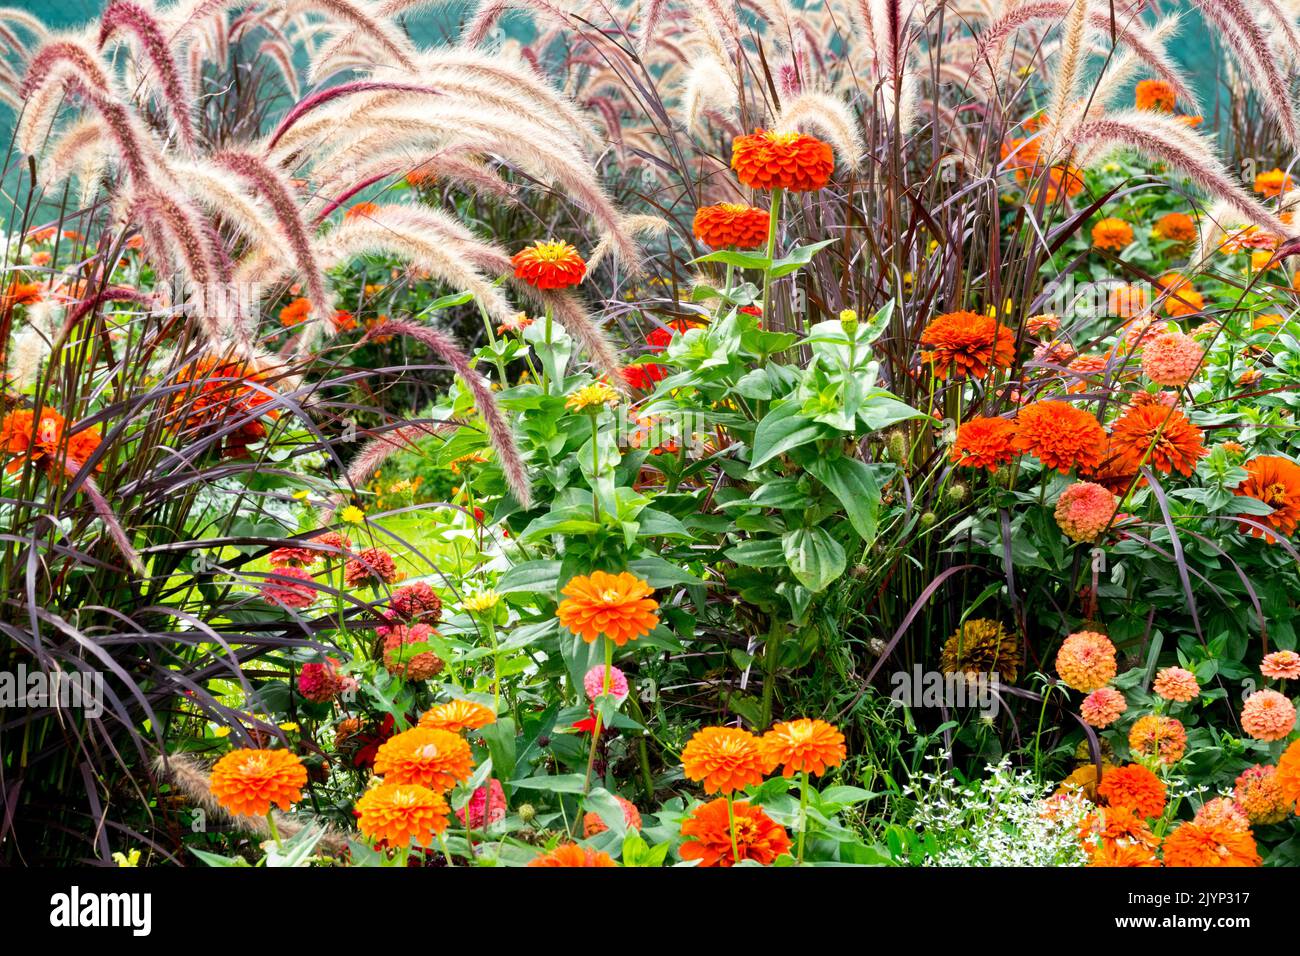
[782,527,846,592]
[770,239,836,278]
[725,537,787,568]
[690,249,771,271]
[512,773,589,793]
[808,455,881,543]
[496,560,563,595]
[585,787,629,836]
[751,402,827,468]
[190,848,251,867]
[627,556,703,587]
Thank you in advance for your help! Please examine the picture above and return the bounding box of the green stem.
[797,770,809,864]
[582,639,615,794]
[590,412,601,524]
[265,812,283,852]
[759,616,783,729]
[760,188,782,329]
[726,792,741,865]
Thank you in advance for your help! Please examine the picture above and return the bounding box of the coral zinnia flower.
[1155,272,1203,317]
[1011,401,1107,474]
[950,416,1018,471]
[279,296,312,328]
[418,699,496,733]
[759,718,846,776]
[527,843,617,867]
[1129,714,1188,764]
[1162,821,1261,867]
[1274,740,1300,812]
[0,407,103,474]
[1089,840,1160,867]
[679,797,792,867]
[297,658,345,703]
[1080,687,1127,728]
[1254,167,1293,198]
[373,727,473,792]
[1055,630,1117,692]
[1262,649,1300,680]
[166,355,282,457]
[344,547,400,587]
[1091,217,1133,251]
[939,618,1021,683]
[209,748,307,817]
[731,129,835,192]
[1235,455,1300,541]
[458,779,508,829]
[556,570,659,645]
[692,203,771,249]
[355,783,450,846]
[920,311,1017,380]
[1055,481,1119,543]
[1153,666,1200,703]
[386,581,441,625]
[1234,764,1293,824]
[583,795,642,836]
[511,240,586,289]
[1154,212,1197,243]
[1240,689,1296,742]
[1135,79,1176,112]
[1098,764,1167,818]
[1107,283,1149,318]
[382,624,444,681]
[1140,331,1203,387]
[1107,405,1206,477]
[260,567,317,609]
[681,726,769,794]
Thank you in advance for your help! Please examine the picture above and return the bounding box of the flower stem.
[265,811,283,852]
[582,638,615,794]
[726,792,741,865]
[760,188,782,329]
[797,770,809,864]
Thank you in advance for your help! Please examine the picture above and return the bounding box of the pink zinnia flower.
[260,566,317,608]
[1140,331,1203,387]
[1080,687,1127,728]
[1241,689,1297,741]
[1054,481,1119,543]
[584,665,629,702]
[1261,650,1300,681]
[298,658,345,703]
[1153,666,1200,703]
[457,779,507,829]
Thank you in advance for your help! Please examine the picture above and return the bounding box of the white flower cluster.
[904,754,1091,867]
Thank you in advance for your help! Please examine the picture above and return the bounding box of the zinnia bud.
[839,308,859,336]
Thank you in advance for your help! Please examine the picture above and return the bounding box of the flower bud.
[839,308,859,336]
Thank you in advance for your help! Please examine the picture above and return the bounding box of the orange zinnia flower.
[1107,405,1207,477]
[1155,272,1203,317]
[556,570,659,645]
[950,416,1018,471]
[527,843,618,867]
[1026,165,1085,203]
[919,311,1017,380]
[1011,401,1107,473]
[168,355,282,457]
[0,407,103,474]
[1080,805,1159,850]
[1,279,42,310]
[679,797,792,867]
[731,129,835,192]
[209,748,307,817]
[373,727,473,792]
[759,718,846,777]
[1162,821,1261,867]
[1253,167,1293,199]
[1089,841,1161,867]
[681,726,769,794]
[345,201,379,219]
[355,783,451,847]
[1135,79,1176,112]
[1154,212,1196,243]
[1097,764,1167,819]
[1091,217,1133,251]
[1234,455,1300,541]
[418,699,497,733]
[1055,630,1117,692]
[279,297,312,327]
[1107,283,1148,318]
[511,240,586,290]
[1275,740,1300,811]
[692,203,770,249]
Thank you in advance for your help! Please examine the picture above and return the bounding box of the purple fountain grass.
[266,80,440,150]
[98,0,198,153]
[362,320,533,507]
[336,422,463,502]
[1197,0,1300,146]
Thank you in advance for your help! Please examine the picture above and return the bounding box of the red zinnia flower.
[920,311,1018,380]
[731,129,835,192]
[692,203,770,249]
[511,240,586,289]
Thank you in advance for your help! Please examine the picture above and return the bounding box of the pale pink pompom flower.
[1261,650,1300,680]
[584,665,629,702]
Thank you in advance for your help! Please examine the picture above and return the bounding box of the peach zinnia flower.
[1262,650,1300,680]
[919,311,1017,380]
[1193,797,1251,834]
[1135,79,1176,112]
[692,203,770,249]
[681,726,769,794]
[679,797,792,867]
[1097,764,1167,818]
[1154,212,1196,243]
[209,748,307,817]
[759,718,846,777]
[1153,666,1200,703]
[1055,481,1118,543]
[1080,687,1128,728]
[419,699,496,733]
[1140,331,1203,387]
[556,571,659,645]
[583,795,642,836]
[1274,740,1300,811]
[511,240,586,289]
[1235,455,1300,541]
[355,783,450,846]
[1240,689,1296,742]
[1254,167,1293,198]
[1108,283,1149,318]
[731,129,835,192]
[528,843,618,867]
[1162,821,1261,867]
[1156,273,1203,317]
[949,416,1018,471]
[373,727,473,791]
[1055,630,1117,692]
[1107,405,1207,477]
[1012,401,1107,474]
[1129,714,1187,765]
[1091,217,1133,251]
[1234,764,1293,824]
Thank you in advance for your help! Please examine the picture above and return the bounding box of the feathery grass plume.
[462,0,592,48]
[70,466,146,575]
[152,753,351,855]
[321,203,518,326]
[586,214,669,272]
[361,319,532,507]
[0,6,51,50]
[19,37,112,99]
[1252,0,1300,66]
[98,0,197,154]
[266,80,439,149]
[1090,15,1184,106]
[1047,0,1088,131]
[339,421,461,493]
[532,287,630,394]
[682,55,739,129]
[257,38,301,100]
[169,159,285,255]
[1065,111,1290,234]
[37,116,110,189]
[776,90,865,167]
[637,0,670,54]
[1196,0,1300,146]
[284,0,417,69]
